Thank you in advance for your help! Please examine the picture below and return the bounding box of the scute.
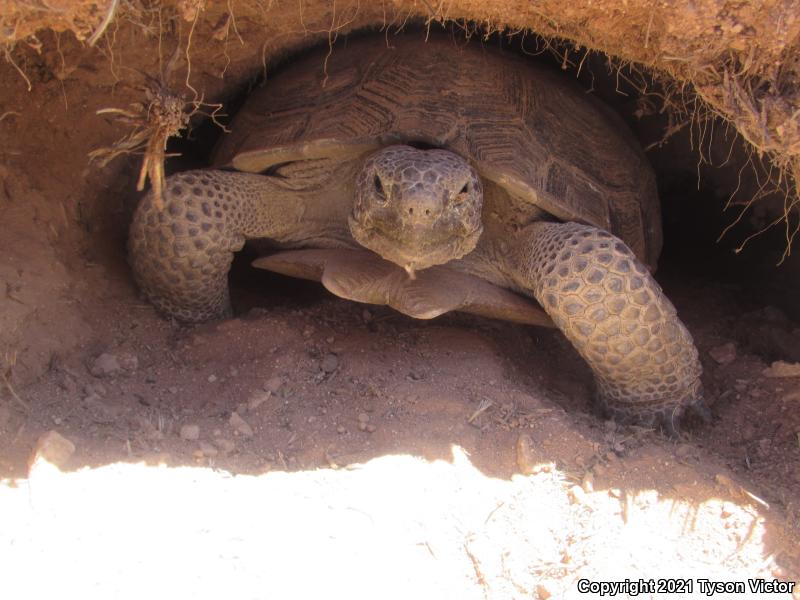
[214,35,662,269]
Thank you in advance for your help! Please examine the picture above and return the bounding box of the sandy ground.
[1,261,799,599]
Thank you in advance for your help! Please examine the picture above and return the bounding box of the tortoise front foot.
[128,170,263,322]
[508,222,705,433]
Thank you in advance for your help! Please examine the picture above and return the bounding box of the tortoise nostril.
[425,209,430,216]
[408,207,414,215]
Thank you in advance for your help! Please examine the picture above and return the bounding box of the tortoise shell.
[214,35,662,268]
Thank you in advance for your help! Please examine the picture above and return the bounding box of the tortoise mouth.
[348,145,485,272]
[348,215,483,271]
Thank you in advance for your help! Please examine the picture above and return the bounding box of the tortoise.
[128,34,707,431]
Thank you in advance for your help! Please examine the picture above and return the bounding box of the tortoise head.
[348,145,483,275]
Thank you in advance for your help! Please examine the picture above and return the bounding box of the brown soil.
[2,2,800,598]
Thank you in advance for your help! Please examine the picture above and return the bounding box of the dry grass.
[88,77,225,210]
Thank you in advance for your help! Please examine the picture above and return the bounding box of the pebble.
[263,376,283,393]
[709,342,737,365]
[763,361,800,378]
[516,434,537,474]
[207,374,218,383]
[321,354,339,373]
[198,441,218,457]
[214,438,236,453]
[336,425,346,434]
[229,412,254,437]
[357,413,370,424]
[168,386,178,394]
[28,430,75,470]
[536,584,553,600]
[366,424,376,433]
[89,353,121,378]
[179,424,200,441]
[248,391,271,411]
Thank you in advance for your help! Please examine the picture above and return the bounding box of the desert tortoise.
[129,34,706,431]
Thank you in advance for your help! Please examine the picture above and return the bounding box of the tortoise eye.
[459,182,470,195]
[374,174,385,197]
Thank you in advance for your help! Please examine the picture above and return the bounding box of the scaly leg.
[128,170,301,322]
[505,221,706,431]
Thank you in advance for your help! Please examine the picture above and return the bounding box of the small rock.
[536,583,553,600]
[366,424,376,433]
[763,361,800,378]
[229,412,253,437]
[28,431,75,470]
[229,367,238,377]
[263,376,283,393]
[516,433,538,474]
[709,342,737,365]
[358,422,368,432]
[336,425,347,434]
[180,424,200,441]
[214,438,236,453]
[89,353,121,378]
[198,441,218,457]
[207,374,218,383]
[90,352,137,378]
[248,391,271,411]
[118,352,138,372]
[321,353,339,374]
[168,386,178,394]
[357,412,370,424]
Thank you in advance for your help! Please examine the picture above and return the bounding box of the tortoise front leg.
[505,221,706,432]
[128,170,301,322]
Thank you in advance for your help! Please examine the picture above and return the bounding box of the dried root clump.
[89,79,198,211]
